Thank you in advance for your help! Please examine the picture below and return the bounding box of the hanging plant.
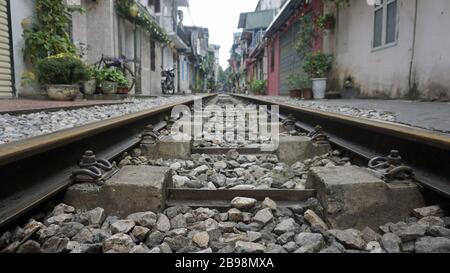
[23,0,78,65]
[115,0,170,44]
[303,52,333,78]
[294,12,315,58]
[316,14,336,30]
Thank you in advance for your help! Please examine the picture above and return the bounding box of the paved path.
[0,99,128,114]
[308,99,450,134]
[262,96,450,134]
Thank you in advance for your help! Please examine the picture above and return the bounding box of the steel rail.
[0,94,216,228]
[233,94,450,198]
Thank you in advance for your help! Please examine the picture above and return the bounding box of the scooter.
[161,68,175,95]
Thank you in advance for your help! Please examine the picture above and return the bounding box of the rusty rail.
[0,94,216,228]
[233,94,450,198]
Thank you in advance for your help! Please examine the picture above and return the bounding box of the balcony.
[177,27,190,46]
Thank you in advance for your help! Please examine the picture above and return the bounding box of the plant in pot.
[287,74,302,98]
[250,79,266,95]
[83,65,98,95]
[37,54,88,101]
[287,73,312,99]
[303,52,332,99]
[97,68,128,95]
[20,71,43,97]
[116,75,130,95]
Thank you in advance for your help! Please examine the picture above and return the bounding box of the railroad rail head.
[232,94,450,198]
[0,94,217,228]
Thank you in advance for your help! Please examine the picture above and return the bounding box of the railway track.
[232,94,450,198]
[1,93,449,254]
[0,94,216,228]
[2,93,448,230]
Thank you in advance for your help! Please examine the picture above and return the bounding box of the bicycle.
[95,54,136,91]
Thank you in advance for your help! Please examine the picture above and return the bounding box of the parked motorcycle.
[161,68,175,95]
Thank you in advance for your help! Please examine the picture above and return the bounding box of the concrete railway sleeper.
[0,95,449,254]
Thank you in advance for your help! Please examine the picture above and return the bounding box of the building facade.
[230,0,285,93]
[324,0,450,101]
[265,0,322,96]
[237,0,450,101]
[2,0,217,98]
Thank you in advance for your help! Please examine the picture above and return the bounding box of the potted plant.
[303,52,332,99]
[287,73,313,99]
[116,75,130,94]
[250,80,266,95]
[287,74,302,98]
[37,54,88,101]
[83,65,98,95]
[97,68,128,94]
[20,71,43,97]
[317,14,335,30]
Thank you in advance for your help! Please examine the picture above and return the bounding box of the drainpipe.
[408,0,418,92]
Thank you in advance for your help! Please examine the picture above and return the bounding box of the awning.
[168,32,189,50]
[238,9,277,30]
[265,0,306,38]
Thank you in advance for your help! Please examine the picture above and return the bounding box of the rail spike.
[166,116,177,131]
[368,150,415,182]
[308,125,330,146]
[141,124,160,145]
[282,114,297,132]
[71,150,118,186]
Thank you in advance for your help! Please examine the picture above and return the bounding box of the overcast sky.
[180,0,259,69]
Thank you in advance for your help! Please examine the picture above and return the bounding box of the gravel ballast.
[1,201,448,253]
[0,96,193,145]
[256,96,397,123]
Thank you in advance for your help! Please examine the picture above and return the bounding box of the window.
[151,40,156,71]
[373,0,398,49]
[148,0,161,13]
[270,45,275,73]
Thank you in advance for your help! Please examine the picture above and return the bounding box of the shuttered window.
[0,0,13,97]
[373,0,398,49]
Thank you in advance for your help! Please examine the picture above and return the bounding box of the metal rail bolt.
[282,114,297,132]
[368,150,415,182]
[141,124,160,145]
[71,150,118,186]
[308,125,330,146]
[165,116,178,132]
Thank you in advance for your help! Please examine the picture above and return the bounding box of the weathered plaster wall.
[10,0,35,96]
[179,54,190,93]
[412,0,450,101]
[330,0,414,99]
[152,45,163,96]
[84,0,117,63]
[329,0,450,100]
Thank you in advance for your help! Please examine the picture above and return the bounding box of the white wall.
[149,44,163,96]
[10,0,35,95]
[411,0,450,100]
[329,0,415,98]
[257,0,283,11]
[85,0,117,63]
[328,0,450,100]
[179,54,190,93]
